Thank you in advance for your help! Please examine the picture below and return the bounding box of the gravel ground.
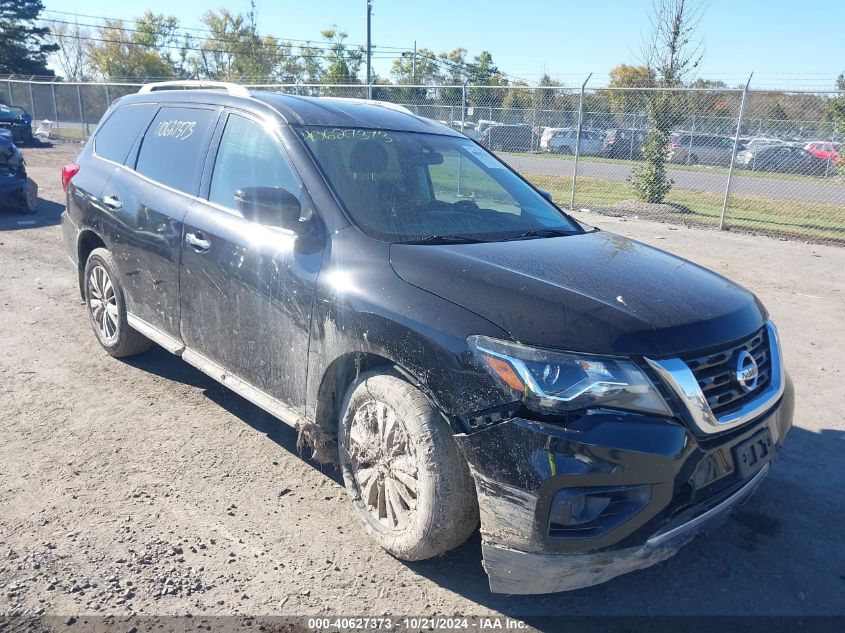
[1,145,844,625]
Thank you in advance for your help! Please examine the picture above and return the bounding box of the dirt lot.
[1,145,844,623]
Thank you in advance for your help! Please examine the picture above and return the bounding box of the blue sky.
[42,0,844,89]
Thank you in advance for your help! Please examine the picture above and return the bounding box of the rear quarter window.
[134,106,217,194]
[93,103,156,164]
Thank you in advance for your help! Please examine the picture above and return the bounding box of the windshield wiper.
[502,228,577,241]
[402,235,487,245]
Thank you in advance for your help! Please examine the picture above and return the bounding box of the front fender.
[304,229,510,429]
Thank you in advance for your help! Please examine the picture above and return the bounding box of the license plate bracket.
[733,428,773,479]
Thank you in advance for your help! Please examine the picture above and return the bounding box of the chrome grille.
[683,328,771,416]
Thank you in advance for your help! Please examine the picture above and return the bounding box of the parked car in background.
[547,128,604,155]
[735,144,830,175]
[804,141,841,163]
[478,123,533,152]
[447,120,475,134]
[742,137,788,152]
[0,104,34,145]
[464,119,500,141]
[668,133,735,166]
[603,128,647,159]
[0,130,36,211]
[539,127,568,150]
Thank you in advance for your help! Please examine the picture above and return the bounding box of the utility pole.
[366,0,373,98]
[412,40,417,83]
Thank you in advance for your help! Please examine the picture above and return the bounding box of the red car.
[804,141,841,163]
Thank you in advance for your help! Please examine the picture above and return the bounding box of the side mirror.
[234,186,302,232]
[538,189,553,202]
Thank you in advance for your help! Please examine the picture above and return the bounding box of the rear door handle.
[185,231,212,253]
[102,195,122,210]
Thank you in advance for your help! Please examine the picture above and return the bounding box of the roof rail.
[318,96,413,115]
[138,80,250,97]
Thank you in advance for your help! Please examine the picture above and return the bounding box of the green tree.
[466,50,508,109]
[607,64,655,115]
[391,47,441,84]
[502,81,532,114]
[828,73,845,133]
[0,0,58,75]
[321,27,364,86]
[275,41,302,83]
[297,42,325,86]
[389,46,442,103]
[533,74,559,113]
[87,17,176,81]
[197,6,282,82]
[437,48,467,106]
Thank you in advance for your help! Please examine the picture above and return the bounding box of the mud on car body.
[60,81,793,594]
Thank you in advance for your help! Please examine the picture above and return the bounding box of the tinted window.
[94,103,156,164]
[209,114,301,212]
[135,106,216,194]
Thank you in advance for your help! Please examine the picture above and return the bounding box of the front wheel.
[338,370,479,561]
[83,248,152,357]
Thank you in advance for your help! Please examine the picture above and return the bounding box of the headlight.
[468,335,671,417]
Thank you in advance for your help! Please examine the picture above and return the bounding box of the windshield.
[298,126,581,242]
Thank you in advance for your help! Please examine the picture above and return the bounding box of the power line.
[45,16,411,60]
[42,17,376,58]
[42,8,539,85]
[41,9,410,52]
[49,30,406,72]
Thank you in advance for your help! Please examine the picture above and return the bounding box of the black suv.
[61,82,793,594]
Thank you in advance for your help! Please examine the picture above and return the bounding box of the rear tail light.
[61,163,80,192]
[668,142,677,151]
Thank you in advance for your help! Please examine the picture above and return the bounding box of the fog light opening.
[548,484,652,538]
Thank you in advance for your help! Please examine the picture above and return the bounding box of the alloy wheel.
[88,264,119,343]
[347,399,420,530]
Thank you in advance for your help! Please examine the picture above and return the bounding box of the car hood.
[389,230,767,356]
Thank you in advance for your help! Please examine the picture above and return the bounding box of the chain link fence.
[2,77,843,244]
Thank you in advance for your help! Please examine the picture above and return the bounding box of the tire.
[21,179,37,213]
[83,248,152,358]
[689,154,700,165]
[338,370,479,561]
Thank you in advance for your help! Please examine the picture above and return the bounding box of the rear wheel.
[338,370,478,561]
[83,248,152,357]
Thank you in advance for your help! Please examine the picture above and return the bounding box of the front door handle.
[102,195,122,210]
[185,232,212,253]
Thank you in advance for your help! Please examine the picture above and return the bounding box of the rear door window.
[94,103,156,164]
[134,106,217,194]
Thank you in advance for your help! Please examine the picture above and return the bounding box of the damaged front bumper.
[482,463,769,594]
[454,379,793,594]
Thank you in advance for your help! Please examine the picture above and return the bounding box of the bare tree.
[631,0,706,203]
[48,21,90,80]
[640,0,704,86]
